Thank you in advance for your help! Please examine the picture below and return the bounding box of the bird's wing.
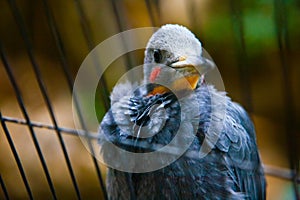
[215,100,266,199]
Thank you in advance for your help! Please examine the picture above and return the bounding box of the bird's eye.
[153,49,162,63]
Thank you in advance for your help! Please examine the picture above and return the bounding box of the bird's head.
[144,24,215,95]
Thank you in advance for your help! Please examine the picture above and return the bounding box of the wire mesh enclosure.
[0,0,299,199]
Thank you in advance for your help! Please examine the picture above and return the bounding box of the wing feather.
[217,101,266,199]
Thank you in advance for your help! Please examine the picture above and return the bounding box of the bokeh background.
[0,0,299,199]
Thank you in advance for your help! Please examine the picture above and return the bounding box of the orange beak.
[147,51,215,96]
[147,61,200,96]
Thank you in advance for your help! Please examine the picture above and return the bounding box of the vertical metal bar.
[73,0,110,111]
[0,43,57,199]
[273,0,299,199]
[108,1,138,198]
[110,0,128,33]
[109,0,135,70]
[7,0,82,199]
[229,0,253,112]
[145,0,156,26]
[41,0,74,97]
[152,0,161,24]
[0,113,33,200]
[186,0,206,50]
[145,0,160,27]
[0,174,10,200]
[73,1,110,198]
[186,0,201,36]
[43,0,106,198]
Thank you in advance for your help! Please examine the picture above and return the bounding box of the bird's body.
[98,24,266,199]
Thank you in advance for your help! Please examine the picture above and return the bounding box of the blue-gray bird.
[98,24,266,199]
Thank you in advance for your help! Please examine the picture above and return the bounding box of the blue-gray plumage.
[98,24,266,199]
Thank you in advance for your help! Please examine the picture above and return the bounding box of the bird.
[98,24,266,200]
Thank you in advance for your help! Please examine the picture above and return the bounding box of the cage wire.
[0,0,299,199]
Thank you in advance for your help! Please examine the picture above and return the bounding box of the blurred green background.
[0,0,299,199]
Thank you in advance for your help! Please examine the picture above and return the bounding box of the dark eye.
[153,49,162,63]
